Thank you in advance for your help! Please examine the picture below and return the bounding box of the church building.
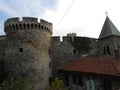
[59,16,120,90]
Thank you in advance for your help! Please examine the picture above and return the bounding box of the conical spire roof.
[99,16,120,39]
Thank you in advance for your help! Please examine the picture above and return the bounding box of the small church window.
[19,48,23,52]
[107,46,110,55]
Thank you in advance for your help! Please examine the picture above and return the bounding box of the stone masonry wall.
[98,36,120,57]
[51,36,98,78]
[4,17,52,90]
[0,36,6,83]
[51,36,74,77]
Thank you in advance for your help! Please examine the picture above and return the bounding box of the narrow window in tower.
[19,48,23,52]
[73,49,77,54]
[49,49,51,55]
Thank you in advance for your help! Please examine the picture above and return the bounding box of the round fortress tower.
[4,17,53,90]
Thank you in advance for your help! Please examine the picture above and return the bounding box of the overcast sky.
[0,0,120,38]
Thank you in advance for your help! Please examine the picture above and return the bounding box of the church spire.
[99,16,120,39]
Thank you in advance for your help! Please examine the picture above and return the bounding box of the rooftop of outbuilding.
[60,56,120,76]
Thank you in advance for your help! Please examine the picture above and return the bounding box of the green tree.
[69,37,91,54]
[45,78,68,90]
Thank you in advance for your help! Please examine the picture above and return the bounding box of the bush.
[45,78,68,90]
[1,78,30,90]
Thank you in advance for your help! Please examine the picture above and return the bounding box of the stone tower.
[4,17,53,90]
[98,16,120,57]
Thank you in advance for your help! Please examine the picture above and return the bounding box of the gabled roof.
[60,56,120,76]
[99,16,120,39]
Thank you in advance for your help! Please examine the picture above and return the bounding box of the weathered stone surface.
[51,37,74,77]
[98,36,120,57]
[4,17,52,90]
[51,36,98,78]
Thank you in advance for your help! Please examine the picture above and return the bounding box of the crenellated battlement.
[4,17,53,34]
[52,36,60,42]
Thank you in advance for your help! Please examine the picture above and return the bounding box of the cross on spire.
[105,11,108,16]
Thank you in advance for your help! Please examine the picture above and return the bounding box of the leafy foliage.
[1,78,30,90]
[69,37,91,54]
[45,78,68,90]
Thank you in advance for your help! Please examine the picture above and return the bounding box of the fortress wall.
[0,36,6,83]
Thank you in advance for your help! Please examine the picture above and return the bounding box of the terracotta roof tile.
[60,56,120,76]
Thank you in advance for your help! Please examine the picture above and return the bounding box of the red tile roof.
[60,56,120,76]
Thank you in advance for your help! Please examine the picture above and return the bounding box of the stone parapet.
[4,17,53,35]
